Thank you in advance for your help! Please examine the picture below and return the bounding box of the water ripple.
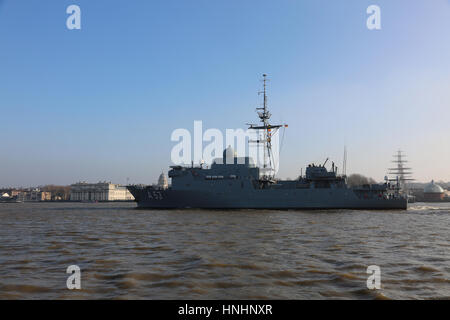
[0,202,449,299]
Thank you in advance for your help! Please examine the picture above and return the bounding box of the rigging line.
[270,127,284,179]
[280,126,286,155]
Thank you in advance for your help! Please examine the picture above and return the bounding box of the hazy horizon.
[1,1,450,187]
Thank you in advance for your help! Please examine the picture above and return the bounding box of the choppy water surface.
[0,202,449,299]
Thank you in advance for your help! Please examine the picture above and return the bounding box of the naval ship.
[128,75,407,210]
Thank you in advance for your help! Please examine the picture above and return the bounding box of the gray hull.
[128,186,407,210]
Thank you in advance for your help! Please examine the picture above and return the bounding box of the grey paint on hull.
[128,186,407,210]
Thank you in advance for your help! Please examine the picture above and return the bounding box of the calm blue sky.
[1,0,449,187]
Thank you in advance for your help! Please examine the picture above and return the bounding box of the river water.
[0,202,449,299]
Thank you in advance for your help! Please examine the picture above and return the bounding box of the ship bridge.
[305,164,338,180]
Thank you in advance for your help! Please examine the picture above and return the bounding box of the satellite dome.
[223,145,237,160]
[424,180,444,194]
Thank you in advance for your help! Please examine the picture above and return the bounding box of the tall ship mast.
[388,150,414,191]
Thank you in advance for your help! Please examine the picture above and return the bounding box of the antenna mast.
[248,74,287,180]
[343,146,347,176]
[262,74,268,171]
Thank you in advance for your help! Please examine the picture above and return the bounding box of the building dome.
[157,172,168,189]
[424,180,444,194]
[223,145,237,162]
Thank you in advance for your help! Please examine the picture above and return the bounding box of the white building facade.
[70,182,135,201]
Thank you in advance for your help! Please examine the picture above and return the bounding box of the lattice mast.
[248,74,287,180]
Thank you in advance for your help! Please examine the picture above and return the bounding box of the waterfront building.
[0,189,21,198]
[70,182,135,201]
[16,190,52,202]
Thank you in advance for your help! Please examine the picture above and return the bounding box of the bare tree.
[41,185,71,200]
